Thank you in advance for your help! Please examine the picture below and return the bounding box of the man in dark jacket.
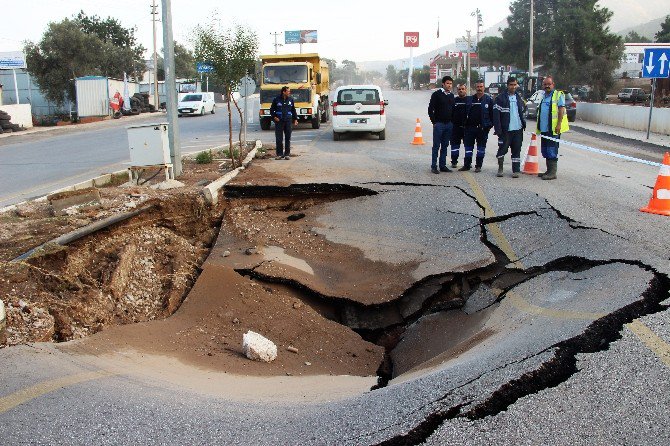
[459,80,494,172]
[427,76,455,174]
[492,77,526,178]
[270,86,298,160]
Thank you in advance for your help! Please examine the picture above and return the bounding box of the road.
[0,101,272,208]
[0,90,669,444]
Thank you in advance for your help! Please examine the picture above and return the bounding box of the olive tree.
[193,23,258,167]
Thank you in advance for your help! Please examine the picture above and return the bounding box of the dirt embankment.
[0,158,227,346]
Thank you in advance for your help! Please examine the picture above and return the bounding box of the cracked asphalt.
[0,90,668,445]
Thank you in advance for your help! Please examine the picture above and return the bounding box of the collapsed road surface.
[0,90,669,445]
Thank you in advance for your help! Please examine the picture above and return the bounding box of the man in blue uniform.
[450,84,469,168]
[493,77,526,178]
[459,80,494,172]
[270,86,298,160]
[427,76,455,174]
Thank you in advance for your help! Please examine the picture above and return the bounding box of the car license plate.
[350,118,367,124]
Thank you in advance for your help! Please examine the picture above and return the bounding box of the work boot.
[474,166,482,173]
[542,159,558,180]
[512,172,520,178]
[496,158,504,177]
[538,159,549,178]
[459,157,472,171]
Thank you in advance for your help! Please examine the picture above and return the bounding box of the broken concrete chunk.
[287,346,299,354]
[222,250,231,257]
[244,247,258,255]
[150,179,185,190]
[242,330,277,363]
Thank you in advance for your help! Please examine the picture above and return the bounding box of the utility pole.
[270,32,283,55]
[472,8,483,81]
[151,0,160,110]
[529,0,534,78]
[465,30,472,92]
[161,0,181,176]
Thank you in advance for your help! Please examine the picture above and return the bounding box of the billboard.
[0,51,26,69]
[285,30,318,44]
[404,32,419,48]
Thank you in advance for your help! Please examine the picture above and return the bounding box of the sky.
[0,0,664,65]
[0,0,512,63]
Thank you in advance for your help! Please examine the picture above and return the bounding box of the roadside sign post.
[642,47,670,140]
[404,32,419,90]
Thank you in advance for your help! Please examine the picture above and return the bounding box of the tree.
[477,36,506,66]
[157,41,197,80]
[194,23,258,167]
[500,0,623,100]
[624,31,651,43]
[385,65,398,87]
[25,15,145,106]
[655,15,670,43]
[173,42,197,79]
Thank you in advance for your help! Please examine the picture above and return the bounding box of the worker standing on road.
[427,76,455,174]
[460,80,494,172]
[450,84,469,168]
[493,77,526,178]
[270,86,298,160]
[536,76,569,180]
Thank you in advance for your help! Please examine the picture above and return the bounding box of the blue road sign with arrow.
[643,48,670,78]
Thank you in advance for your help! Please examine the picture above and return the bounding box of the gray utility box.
[127,123,170,166]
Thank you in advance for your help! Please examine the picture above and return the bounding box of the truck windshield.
[182,94,202,101]
[264,66,308,84]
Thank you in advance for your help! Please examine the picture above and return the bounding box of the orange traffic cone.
[641,152,670,216]
[411,118,426,145]
[522,133,540,175]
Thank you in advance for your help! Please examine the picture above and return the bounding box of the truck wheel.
[200,108,205,116]
[311,116,320,129]
[260,118,271,130]
[211,106,216,114]
[333,132,341,141]
[379,129,386,140]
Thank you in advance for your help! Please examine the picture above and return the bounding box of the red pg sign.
[404,32,419,48]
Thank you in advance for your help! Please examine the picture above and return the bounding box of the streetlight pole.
[529,0,534,78]
[472,9,482,81]
[466,30,472,92]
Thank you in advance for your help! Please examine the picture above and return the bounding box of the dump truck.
[259,53,330,130]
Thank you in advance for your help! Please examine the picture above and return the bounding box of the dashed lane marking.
[463,171,670,368]
[0,370,115,414]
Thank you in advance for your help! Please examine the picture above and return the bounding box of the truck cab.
[258,53,330,130]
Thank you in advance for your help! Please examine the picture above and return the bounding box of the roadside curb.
[0,140,262,215]
[202,140,262,205]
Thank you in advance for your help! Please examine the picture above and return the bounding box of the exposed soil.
[0,146,385,378]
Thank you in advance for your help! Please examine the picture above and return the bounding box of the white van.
[178,92,216,116]
[331,85,388,140]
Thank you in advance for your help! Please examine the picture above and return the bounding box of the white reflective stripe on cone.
[660,165,670,177]
[657,189,670,200]
[525,155,538,163]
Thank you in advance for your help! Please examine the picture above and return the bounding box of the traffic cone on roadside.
[641,152,670,216]
[411,118,426,145]
[522,133,540,175]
